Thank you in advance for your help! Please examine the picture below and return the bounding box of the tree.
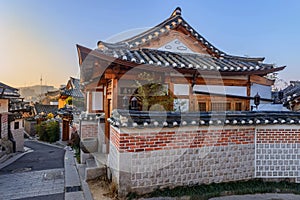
[132,72,174,111]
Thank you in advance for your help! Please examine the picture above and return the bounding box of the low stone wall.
[108,125,256,197]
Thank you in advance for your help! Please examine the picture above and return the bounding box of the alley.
[0,140,65,200]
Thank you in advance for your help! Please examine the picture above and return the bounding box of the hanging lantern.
[130,96,138,110]
[254,93,260,109]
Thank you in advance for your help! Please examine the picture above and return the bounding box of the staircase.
[83,152,108,181]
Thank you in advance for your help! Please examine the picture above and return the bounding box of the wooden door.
[62,119,69,141]
[105,99,111,153]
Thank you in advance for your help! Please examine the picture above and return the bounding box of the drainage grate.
[65,186,82,193]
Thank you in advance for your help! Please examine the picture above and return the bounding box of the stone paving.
[0,168,64,200]
[0,140,93,200]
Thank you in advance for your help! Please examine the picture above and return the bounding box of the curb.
[0,147,33,170]
[28,138,67,149]
[64,148,93,200]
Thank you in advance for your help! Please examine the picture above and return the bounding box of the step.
[85,158,106,181]
[91,152,108,167]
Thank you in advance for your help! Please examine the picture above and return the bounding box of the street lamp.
[254,93,261,110]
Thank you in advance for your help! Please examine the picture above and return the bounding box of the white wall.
[193,85,247,96]
[92,91,103,110]
[174,84,189,96]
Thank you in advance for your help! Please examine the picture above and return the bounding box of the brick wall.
[111,127,255,153]
[1,113,8,139]
[257,127,300,143]
[109,124,300,197]
[80,121,98,139]
[109,126,256,196]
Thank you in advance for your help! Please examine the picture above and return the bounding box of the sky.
[1,0,300,89]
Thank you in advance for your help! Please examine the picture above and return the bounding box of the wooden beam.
[250,75,274,86]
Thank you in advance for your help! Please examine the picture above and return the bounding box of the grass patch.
[127,179,300,200]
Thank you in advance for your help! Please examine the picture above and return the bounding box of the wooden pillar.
[111,78,118,110]
[246,76,251,111]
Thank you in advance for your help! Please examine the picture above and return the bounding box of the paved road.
[0,140,65,200]
[0,140,65,175]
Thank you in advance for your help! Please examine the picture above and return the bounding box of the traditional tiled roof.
[0,82,20,98]
[93,47,283,75]
[282,81,300,108]
[60,77,84,98]
[116,7,226,57]
[57,105,81,116]
[9,100,31,112]
[109,109,300,128]
[34,104,58,115]
[77,7,285,76]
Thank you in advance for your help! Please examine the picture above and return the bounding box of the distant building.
[0,82,29,158]
[58,77,84,109]
[19,85,56,102]
[282,81,300,111]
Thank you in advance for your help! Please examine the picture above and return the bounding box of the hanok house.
[76,8,300,197]
[59,77,84,110]
[282,81,300,111]
[0,82,29,159]
[58,77,84,141]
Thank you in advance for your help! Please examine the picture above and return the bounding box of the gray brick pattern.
[108,142,120,182]
[255,143,300,178]
[0,168,64,199]
[130,144,254,190]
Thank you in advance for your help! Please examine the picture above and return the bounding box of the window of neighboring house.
[14,121,19,130]
[211,102,231,111]
[92,91,103,111]
[235,102,242,111]
[198,102,206,112]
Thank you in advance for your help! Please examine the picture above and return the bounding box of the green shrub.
[36,120,59,143]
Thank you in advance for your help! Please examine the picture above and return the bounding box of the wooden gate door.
[105,99,111,153]
[62,119,70,141]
